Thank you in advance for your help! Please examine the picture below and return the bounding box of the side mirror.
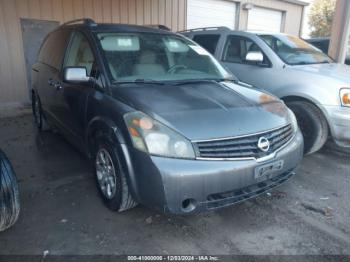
[63,67,90,83]
[245,51,264,63]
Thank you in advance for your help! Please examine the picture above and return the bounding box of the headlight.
[287,108,298,133]
[124,111,195,159]
[340,88,350,107]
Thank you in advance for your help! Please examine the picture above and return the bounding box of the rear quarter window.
[192,34,220,55]
[38,29,70,69]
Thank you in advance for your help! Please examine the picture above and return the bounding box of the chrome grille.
[194,124,293,159]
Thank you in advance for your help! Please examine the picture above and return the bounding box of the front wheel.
[286,101,328,154]
[94,140,137,212]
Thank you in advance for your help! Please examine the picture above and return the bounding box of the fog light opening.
[181,198,196,212]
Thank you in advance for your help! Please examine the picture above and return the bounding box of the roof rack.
[61,18,97,27]
[178,26,230,33]
[145,24,171,31]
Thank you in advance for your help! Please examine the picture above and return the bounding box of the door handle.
[48,79,54,86]
[54,82,62,90]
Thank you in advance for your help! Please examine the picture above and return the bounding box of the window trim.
[38,29,71,71]
[221,35,272,68]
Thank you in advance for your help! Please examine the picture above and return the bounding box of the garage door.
[247,7,283,32]
[187,0,236,29]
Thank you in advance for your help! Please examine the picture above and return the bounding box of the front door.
[56,30,97,147]
[220,35,274,89]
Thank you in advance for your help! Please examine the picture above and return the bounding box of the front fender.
[85,116,141,202]
[86,116,127,155]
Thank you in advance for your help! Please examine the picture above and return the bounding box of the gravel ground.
[0,113,349,256]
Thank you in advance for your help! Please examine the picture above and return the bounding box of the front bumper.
[123,130,303,214]
[324,106,350,147]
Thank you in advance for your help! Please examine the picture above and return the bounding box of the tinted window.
[193,34,220,54]
[38,29,70,69]
[309,40,329,54]
[222,35,269,65]
[64,31,95,76]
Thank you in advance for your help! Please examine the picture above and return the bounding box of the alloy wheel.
[95,148,117,199]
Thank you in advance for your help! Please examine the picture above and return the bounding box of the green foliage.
[309,0,336,37]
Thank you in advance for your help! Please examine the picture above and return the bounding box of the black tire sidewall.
[0,150,20,232]
[94,140,123,211]
[287,101,328,154]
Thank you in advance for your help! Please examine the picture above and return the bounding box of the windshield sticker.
[98,34,140,51]
[189,45,210,56]
[118,38,132,47]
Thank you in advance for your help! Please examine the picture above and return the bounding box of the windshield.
[259,34,332,65]
[96,32,231,83]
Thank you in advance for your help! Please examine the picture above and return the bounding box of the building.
[0,0,308,107]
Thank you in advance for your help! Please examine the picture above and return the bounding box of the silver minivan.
[183,28,350,154]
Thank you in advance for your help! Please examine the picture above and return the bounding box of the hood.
[112,81,290,140]
[290,63,350,84]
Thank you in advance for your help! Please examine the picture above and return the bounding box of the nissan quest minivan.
[31,19,303,214]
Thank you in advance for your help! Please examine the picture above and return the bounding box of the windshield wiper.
[293,61,314,65]
[171,78,235,86]
[114,79,165,85]
[293,60,330,65]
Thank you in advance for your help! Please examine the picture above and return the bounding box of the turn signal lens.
[128,127,140,137]
[342,93,350,105]
[340,89,350,107]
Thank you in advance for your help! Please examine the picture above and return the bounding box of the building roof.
[281,0,310,6]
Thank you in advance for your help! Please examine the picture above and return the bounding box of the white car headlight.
[287,108,298,133]
[340,88,350,107]
[124,111,195,159]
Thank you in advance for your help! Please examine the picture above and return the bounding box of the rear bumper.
[324,106,350,147]
[123,130,303,214]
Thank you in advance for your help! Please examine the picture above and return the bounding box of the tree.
[309,0,336,37]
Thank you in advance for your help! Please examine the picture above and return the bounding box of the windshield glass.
[96,32,231,82]
[259,34,332,65]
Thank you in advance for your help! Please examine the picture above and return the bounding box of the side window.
[222,36,268,66]
[64,31,95,76]
[193,34,220,55]
[38,30,70,69]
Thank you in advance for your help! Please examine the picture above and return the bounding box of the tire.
[0,150,20,232]
[286,100,328,155]
[31,91,50,131]
[94,140,137,212]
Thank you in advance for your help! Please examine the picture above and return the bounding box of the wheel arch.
[86,116,140,202]
[282,95,331,153]
[86,116,126,158]
[282,95,331,127]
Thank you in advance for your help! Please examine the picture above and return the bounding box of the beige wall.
[0,0,187,105]
[236,0,304,35]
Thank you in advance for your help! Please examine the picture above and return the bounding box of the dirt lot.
[0,113,350,256]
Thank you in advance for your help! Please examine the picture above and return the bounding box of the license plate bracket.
[254,160,284,180]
